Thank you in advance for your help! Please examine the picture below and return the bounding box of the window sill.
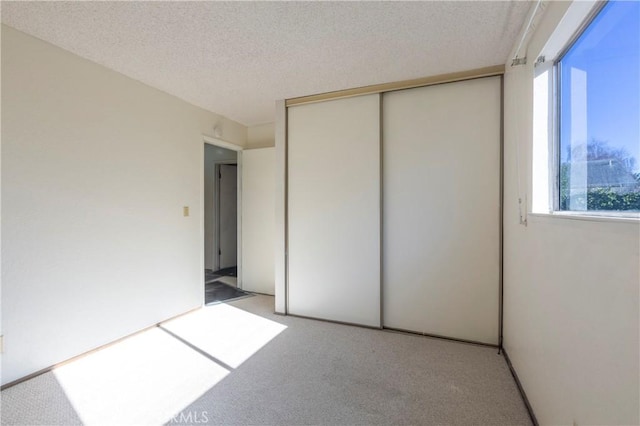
[528,211,640,225]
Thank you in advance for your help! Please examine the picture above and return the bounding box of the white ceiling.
[2,1,531,126]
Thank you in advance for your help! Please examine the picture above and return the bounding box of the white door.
[218,164,237,269]
[242,148,275,295]
[287,94,381,327]
[382,76,501,345]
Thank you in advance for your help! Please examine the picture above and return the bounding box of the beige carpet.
[1,295,531,425]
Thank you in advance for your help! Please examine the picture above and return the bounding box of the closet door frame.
[278,67,504,348]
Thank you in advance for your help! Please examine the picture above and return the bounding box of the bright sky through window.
[559,0,640,211]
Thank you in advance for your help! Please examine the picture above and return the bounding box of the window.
[556,1,639,214]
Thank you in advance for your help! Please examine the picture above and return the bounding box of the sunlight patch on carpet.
[53,327,229,425]
[161,302,287,369]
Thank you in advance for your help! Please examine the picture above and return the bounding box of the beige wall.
[1,25,246,385]
[247,123,275,149]
[503,2,640,424]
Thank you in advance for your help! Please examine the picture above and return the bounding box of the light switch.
[183,206,189,217]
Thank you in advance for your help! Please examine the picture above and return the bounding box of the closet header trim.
[285,64,505,107]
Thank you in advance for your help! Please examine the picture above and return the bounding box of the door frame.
[202,135,243,298]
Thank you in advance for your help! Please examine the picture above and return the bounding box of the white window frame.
[531,0,640,221]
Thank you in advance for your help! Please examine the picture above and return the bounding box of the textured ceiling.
[2,1,531,126]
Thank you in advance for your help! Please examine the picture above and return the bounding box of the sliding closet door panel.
[288,94,380,327]
[383,77,501,344]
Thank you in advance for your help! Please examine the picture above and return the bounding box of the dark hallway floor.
[205,266,237,283]
[204,267,249,305]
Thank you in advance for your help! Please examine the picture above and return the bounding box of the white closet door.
[382,76,501,344]
[288,94,380,327]
[242,148,275,295]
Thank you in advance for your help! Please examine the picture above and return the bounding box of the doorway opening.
[203,140,248,304]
